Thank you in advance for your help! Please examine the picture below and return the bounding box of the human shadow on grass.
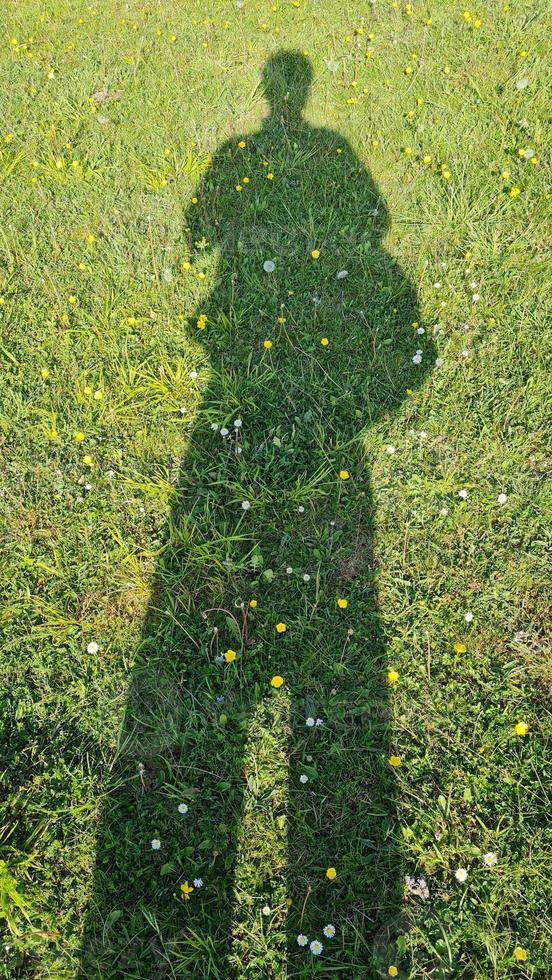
[80,52,434,978]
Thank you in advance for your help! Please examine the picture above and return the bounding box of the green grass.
[1,1,551,977]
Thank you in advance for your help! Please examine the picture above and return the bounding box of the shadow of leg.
[80,592,253,976]
[282,479,401,973]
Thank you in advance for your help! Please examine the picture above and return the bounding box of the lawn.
[0,0,550,977]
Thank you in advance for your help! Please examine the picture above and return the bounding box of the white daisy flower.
[323,924,335,938]
[458,489,469,499]
[303,573,311,582]
[455,867,468,882]
[263,260,275,273]
[465,611,473,622]
[151,838,161,850]
[220,427,229,437]
[306,717,315,727]
[241,500,251,510]
[178,803,189,814]
[439,507,448,516]
[297,934,308,947]
[87,641,99,654]
[497,493,508,505]
[412,353,422,364]
[483,852,497,867]
[315,718,323,726]
[310,940,323,955]
[435,357,444,367]
[299,774,309,784]
[234,418,242,428]
[386,445,396,454]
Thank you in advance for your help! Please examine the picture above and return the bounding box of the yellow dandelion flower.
[263,339,273,349]
[454,642,467,654]
[180,881,194,900]
[320,337,329,346]
[326,867,337,880]
[311,249,320,260]
[271,675,284,688]
[388,755,402,767]
[387,669,399,684]
[224,649,237,663]
[337,598,348,609]
[339,470,350,480]
[514,721,529,736]
[275,622,287,634]
[513,947,528,962]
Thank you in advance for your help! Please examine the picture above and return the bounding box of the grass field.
[1,1,551,977]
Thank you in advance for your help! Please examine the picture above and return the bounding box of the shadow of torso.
[80,111,434,977]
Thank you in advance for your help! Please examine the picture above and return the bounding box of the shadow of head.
[261,49,314,120]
